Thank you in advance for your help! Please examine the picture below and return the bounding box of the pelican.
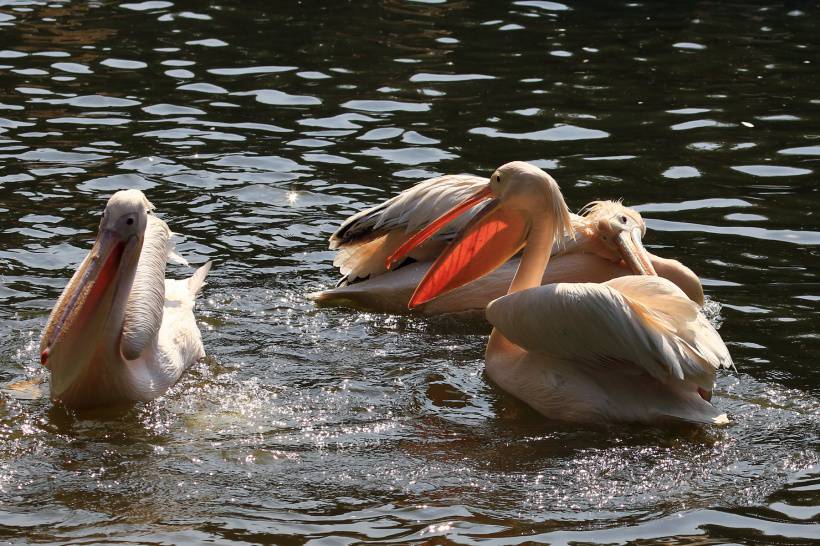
[390,161,732,424]
[40,190,211,409]
[313,173,702,314]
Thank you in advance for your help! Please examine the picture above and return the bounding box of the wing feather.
[607,276,733,380]
[328,174,586,283]
[485,276,732,390]
[329,174,488,249]
[328,175,489,282]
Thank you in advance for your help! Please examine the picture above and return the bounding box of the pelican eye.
[495,175,501,183]
[620,215,628,223]
[126,218,134,226]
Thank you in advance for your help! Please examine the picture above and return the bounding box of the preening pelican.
[391,161,732,424]
[40,190,211,409]
[312,174,702,314]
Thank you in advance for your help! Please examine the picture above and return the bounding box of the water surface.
[1,1,818,544]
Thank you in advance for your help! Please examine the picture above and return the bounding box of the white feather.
[486,276,731,391]
[121,216,169,361]
[166,231,190,266]
[42,189,212,408]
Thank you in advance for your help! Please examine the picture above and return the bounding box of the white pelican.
[390,161,732,424]
[312,173,703,313]
[40,190,211,409]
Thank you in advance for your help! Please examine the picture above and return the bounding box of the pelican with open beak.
[40,190,211,408]
[312,172,702,314]
[388,161,732,424]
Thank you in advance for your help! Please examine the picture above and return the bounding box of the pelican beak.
[387,185,529,309]
[40,229,128,367]
[616,227,657,276]
[387,186,494,271]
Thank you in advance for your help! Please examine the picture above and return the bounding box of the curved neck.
[107,252,140,345]
[72,239,142,356]
[489,211,562,366]
[509,218,556,294]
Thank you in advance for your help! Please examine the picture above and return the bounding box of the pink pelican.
[312,174,702,314]
[390,161,732,424]
[40,190,211,409]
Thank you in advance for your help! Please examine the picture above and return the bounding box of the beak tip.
[407,293,427,310]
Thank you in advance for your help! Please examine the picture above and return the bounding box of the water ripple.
[0,0,818,543]
[470,124,609,141]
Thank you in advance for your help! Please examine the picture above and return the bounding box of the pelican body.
[40,190,211,408]
[313,174,703,314]
[393,162,732,425]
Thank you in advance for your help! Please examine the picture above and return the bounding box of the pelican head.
[486,162,574,231]
[388,161,573,307]
[40,190,154,399]
[579,200,656,276]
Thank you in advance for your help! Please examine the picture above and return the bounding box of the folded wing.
[485,275,732,392]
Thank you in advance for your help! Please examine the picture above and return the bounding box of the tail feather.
[187,262,212,296]
[663,408,730,425]
[308,284,368,309]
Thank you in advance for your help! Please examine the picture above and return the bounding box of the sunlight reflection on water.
[0,0,818,543]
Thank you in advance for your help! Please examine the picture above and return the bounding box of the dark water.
[1,0,818,543]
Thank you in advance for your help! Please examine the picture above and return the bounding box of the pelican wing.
[485,276,732,390]
[330,174,487,248]
[329,174,590,284]
[120,215,170,360]
[329,175,490,283]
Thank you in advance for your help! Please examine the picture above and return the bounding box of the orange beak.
[40,229,126,367]
[387,186,494,271]
[387,185,530,309]
[616,228,657,276]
